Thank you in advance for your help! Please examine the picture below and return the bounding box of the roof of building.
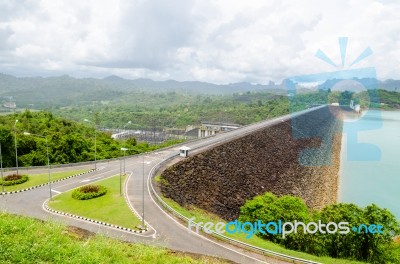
[179,146,191,151]
[200,121,241,127]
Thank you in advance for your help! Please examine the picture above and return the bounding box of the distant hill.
[0,73,398,109]
[0,73,287,108]
[380,79,400,91]
[290,77,400,92]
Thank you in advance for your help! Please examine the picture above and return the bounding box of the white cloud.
[0,0,399,84]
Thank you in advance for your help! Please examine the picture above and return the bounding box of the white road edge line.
[124,170,157,236]
[146,159,271,264]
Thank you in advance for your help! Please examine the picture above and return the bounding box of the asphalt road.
[0,106,324,264]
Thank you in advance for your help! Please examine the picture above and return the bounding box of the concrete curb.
[1,169,97,195]
[43,203,148,234]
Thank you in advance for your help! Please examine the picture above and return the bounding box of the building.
[179,146,191,157]
[3,101,16,109]
[198,121,241,138]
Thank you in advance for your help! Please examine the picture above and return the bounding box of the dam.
[160,106,343,221]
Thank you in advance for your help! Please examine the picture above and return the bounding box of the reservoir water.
[339,110,400,219]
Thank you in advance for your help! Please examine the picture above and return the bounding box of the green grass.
[0,213,228,264]
[1,169,89,192]
[160,195,366,264]
[48,175,142,230]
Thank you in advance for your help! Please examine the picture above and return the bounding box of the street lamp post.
[119,153,122,196]
[23,132,52,200]
[119,147,129,196]
[122,121,132,174]
[142,154,145,228]
[84,119,97,170]
[118,121,132,196]
[0,142,4,195]
[14,120,18,175]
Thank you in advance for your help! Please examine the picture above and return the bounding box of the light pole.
[122,121,132,174]
[23,132,52,200]
[119,147,129,196]
[14,119,18,175]
[1,142,4,195]
[118,121,132,196]
[142,154,145,228]
[84,119,97,170]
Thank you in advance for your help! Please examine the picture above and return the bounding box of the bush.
[0,174,29,186]
[72,185,107,200]
[239,192,400,263]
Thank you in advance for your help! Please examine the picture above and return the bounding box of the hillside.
[0,213,228,264]
[0,74,399,111]
[0,73,285,109]
[0,110,181,167]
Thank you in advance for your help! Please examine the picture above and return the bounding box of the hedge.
[72,185,107,200]
[0,174,29,186]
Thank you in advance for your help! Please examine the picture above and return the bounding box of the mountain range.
[0,73,398,109]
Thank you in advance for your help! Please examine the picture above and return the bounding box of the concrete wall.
[160,106,343,221]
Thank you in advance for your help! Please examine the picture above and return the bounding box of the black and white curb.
[44,203,148,234]
[1,169,97,195]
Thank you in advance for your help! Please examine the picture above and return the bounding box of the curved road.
[0,106,324,264]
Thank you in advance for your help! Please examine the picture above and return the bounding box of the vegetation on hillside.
[0,88,398,166]
[239,192,400,263]
[0,110,182,167]
[54,91,328,129]
[0,213,228,264]
[327,89,400,109]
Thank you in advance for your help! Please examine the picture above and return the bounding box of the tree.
[338,90,354,105]
[316,203,365,259]
[361,204,400,263]
[239,192,311,248]
[239,193,400,263]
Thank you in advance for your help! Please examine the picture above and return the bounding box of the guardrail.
[147,106,327,264]
[5,105,325,172]
[148,155,320,264]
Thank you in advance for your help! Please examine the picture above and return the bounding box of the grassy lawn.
[159,195,366,264]
[2,169,89,192]
[48,175,142,230]
[0,213,228,264]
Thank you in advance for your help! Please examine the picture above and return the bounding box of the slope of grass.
[48,175,141,230]
[1,169,89,192]
[0,213,228,264]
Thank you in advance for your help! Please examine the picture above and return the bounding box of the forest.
[0,87,399,167]
[240,192,400,263]
[0,111,182,167]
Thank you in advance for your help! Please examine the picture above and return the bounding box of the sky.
[0,0,399,84]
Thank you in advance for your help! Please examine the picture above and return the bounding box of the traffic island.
[1,169,95,194]
[1,174,29,186]
[47,174,147,233]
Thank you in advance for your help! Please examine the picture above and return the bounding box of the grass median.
[1,169,89,192]
[48,174,142,230]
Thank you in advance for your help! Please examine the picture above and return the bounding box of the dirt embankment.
[161,106,343,221]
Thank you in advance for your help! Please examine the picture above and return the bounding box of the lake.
[339,109,400,219]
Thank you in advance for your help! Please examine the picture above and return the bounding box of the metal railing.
[147,106,327,264]
[148,155,321,264]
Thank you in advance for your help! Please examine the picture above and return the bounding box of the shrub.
[72,185,107,200]
[239,192,400,263]
[1,174,29,186]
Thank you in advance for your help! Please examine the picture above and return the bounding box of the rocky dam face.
[160,106,343,221]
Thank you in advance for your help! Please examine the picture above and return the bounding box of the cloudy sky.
[0,0,399,84]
